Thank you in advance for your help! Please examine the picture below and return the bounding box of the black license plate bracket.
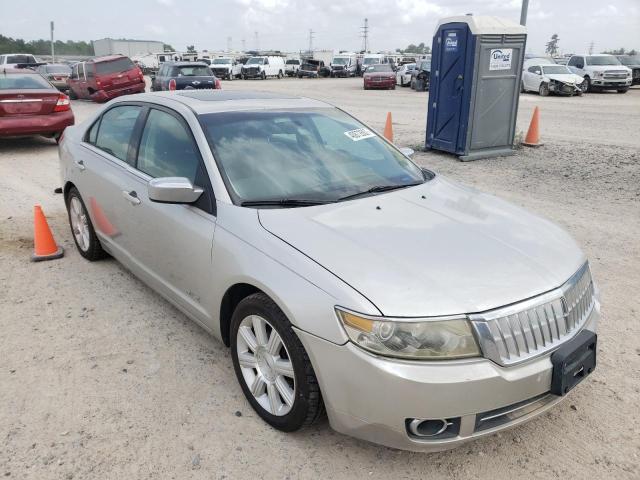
[550,330,597,396]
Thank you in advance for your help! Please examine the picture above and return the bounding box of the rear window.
[366,64,392,73]
[0,74,51,90]
[95,57,136,75]
[171,66,212,76]
[6,55,37,64]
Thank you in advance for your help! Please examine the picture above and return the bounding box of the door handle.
[122,190,141,205]
[74,159,86,171]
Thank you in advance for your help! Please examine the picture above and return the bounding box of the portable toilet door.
[425,22,475,155]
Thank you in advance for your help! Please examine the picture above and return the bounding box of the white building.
[93,38,164,57]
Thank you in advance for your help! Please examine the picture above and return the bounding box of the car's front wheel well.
[220,283,261,346]
[63,181,76,202]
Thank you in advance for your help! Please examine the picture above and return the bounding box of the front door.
[115,106,217,326]
[427,23,470,154]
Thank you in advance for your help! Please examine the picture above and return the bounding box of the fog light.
[408,418,450,437]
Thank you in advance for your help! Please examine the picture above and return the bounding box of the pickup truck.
[567,54,632,93]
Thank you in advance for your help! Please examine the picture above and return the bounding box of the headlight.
[336,308,480,360]
[596,71,605,77]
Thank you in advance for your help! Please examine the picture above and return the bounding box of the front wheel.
[261,71,266,80]
[581,77,591,93]
[65,187,107,261]
[617,88,629,93]
[231,293,323,432]
[278,70,283,79]
[67,88,78,100]
[539,82,550,96]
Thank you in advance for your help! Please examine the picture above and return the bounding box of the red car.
[0,67,74,141]
[363,64,396,90]
[67,55,145,103]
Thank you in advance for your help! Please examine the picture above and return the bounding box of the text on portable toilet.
[489,49,513,70]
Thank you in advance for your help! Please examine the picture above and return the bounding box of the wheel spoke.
[275,376,294,407]
[238,351,257,369]
[252,316,269,346]
[250,374,266,397]
[273,358,294,378]
[266,329,283,356]
[238,325,258,352]
[267,382,281,414]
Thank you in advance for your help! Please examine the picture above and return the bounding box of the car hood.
[546,73,583,83]
[258,176,585,317]
[364,72,394,77]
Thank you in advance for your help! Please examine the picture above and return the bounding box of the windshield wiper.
[337,182,423,202]
[241,199,333,208]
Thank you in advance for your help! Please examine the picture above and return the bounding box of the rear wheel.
[65,187,106,261]
[539,82,550,96]
[230,293,323,432]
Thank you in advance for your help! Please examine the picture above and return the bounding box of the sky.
[3,0,639,55]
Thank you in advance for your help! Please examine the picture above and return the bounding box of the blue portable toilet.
[426,16,527,160]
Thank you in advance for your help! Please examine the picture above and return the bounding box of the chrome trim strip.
[0,98,44,103]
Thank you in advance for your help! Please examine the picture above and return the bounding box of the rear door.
[115,105,217,325]
[427,23,471,153]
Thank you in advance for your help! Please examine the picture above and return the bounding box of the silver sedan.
[58,90,599,451]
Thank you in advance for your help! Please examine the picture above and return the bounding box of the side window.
[86,119,100,145]
[136,109,200,182]
[70,65,78,79]
[94,105,142,163]
[528,66,540,74]
[78,63,85,79]
[86,64,94,78]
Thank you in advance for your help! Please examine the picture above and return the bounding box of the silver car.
[58,91,599,452]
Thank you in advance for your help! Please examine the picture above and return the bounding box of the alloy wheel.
[236,314,296,416]
[69,196,90,252]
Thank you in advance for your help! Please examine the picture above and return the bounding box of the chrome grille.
[604,70,628,79]
[470,263,595,366]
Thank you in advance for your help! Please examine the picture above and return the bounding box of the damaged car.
[521,64,584,96]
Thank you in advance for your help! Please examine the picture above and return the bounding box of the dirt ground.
[1,78,639,479]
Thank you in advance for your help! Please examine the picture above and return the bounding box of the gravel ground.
[1,78,639,479]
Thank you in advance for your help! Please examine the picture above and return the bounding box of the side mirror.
[399,147,415,158]
[148,177,203,204]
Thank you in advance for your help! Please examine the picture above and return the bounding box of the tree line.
[0,34,94,56]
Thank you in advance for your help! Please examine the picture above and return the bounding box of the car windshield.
[172,65,211,76]
[212,59,231,64]
[542,65,572,74]
[332,57,349,65]
[366,64,392,73]
[6,55,36,64]
[617,55,640,66]
[420,61,431,70]
[0,74,51,89]
[246,57,264,65]
[586,55,621,66]
[286,60,299,65]
[199,108,426,205]
[95,57,135,74]
[362,58,380,65]
[45,65,71,74]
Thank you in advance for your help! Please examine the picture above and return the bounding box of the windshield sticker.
[344,128,376,141]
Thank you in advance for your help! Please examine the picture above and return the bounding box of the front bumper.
[592,78,631,89]
[364,79,395,89]
[297,303,599,452]
[0,110,75,137]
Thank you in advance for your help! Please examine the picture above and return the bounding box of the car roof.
[121,90,332,114]
[91,55,130,63]
[164,61,209,67]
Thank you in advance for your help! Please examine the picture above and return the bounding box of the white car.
[521,64,584,96]
[567,54,632,93]
[210,57,242,80]
[0,53,39,68]
[396,63,416,87]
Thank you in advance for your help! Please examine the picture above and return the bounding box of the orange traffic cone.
[522,106,542,147]
[383,112,393,143]
[32,205,64,262]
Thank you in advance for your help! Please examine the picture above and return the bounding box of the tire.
[230,293,323,432]
[617,88,628,93]
[261,71,266,80]
[410,79,415,90]
[65,187,107,261]
[67,88,78,100]
[391,84,396,90]
[581,76,591,93]
[539,82,550,96]
[278,70,283,79]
